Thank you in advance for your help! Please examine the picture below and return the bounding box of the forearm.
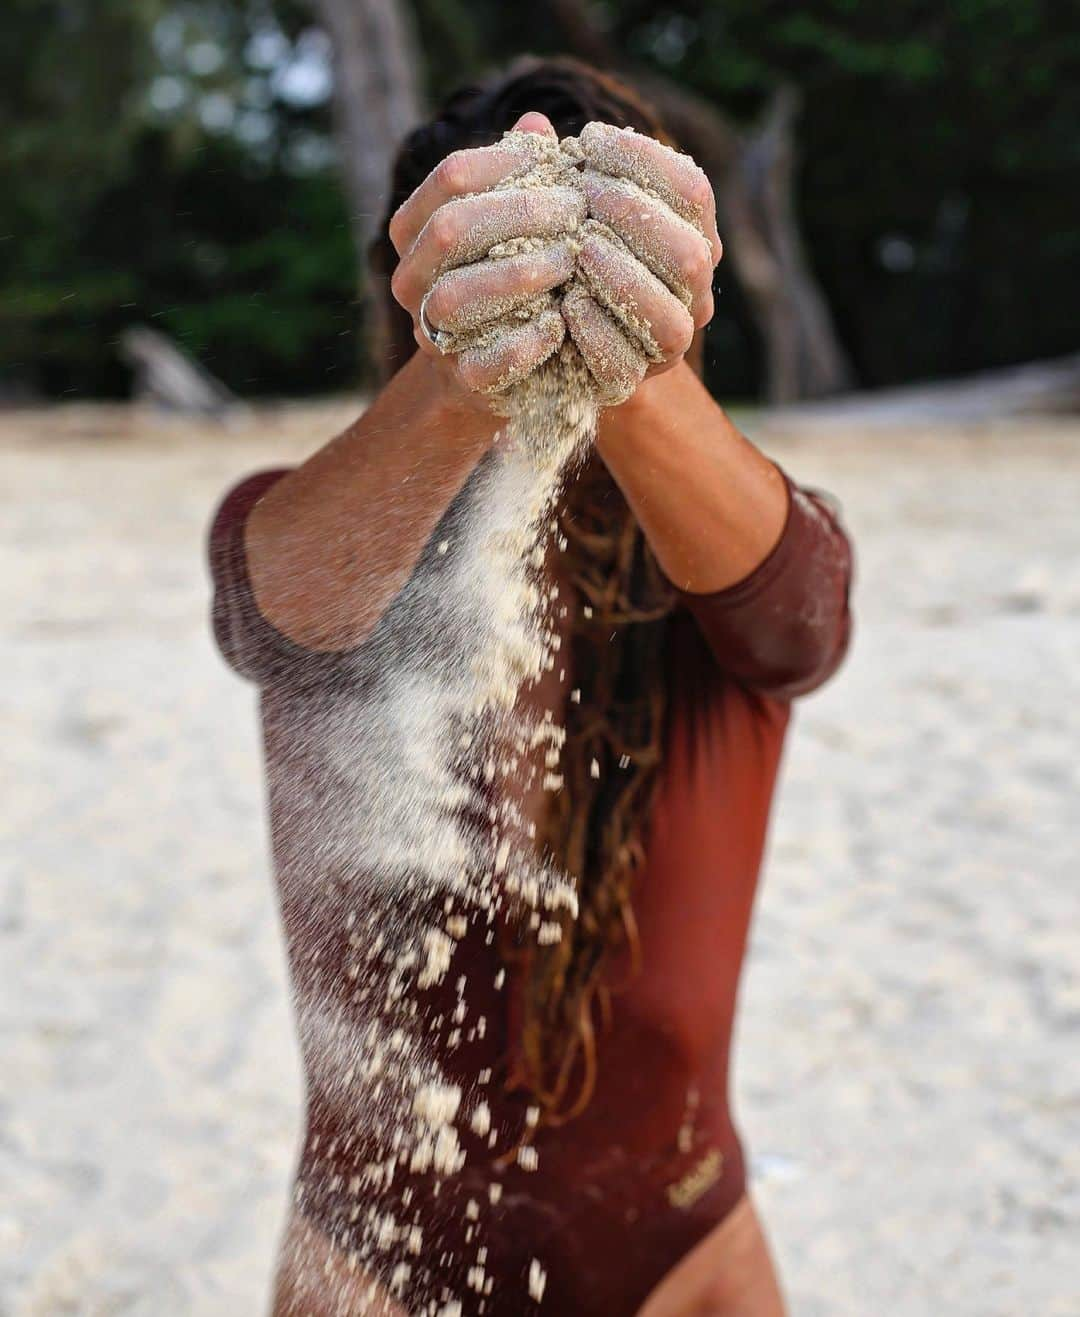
[596,360,788,593]
[244,352,499,650]
[242,353,785,651]
[599,361,853,696]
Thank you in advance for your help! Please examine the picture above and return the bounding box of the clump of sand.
[428,125,693,408]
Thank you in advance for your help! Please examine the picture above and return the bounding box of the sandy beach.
[2,401,1078,1316]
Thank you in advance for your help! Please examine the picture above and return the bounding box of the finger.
[577,233,694,362]
[412,321,445,362]
[389,112,559,256]
[579,175,715,327]
[561,284,647,405]
[511,111,557,139]
[457,307,566,394]
[578,121,723,264]
[392,186,585,313]
[424,242,575,336]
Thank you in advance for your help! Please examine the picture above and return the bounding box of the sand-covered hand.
[390,113,722,404]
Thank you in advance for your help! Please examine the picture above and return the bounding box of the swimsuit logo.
[666,1148,723,1209]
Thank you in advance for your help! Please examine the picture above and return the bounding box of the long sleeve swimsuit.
[209,461,853,1316]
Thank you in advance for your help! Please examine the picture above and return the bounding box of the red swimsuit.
[209,467,852,1315]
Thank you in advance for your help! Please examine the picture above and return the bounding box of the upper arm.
[207,468,356,688]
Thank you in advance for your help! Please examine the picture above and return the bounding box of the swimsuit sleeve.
[677,469,854,699]
[207,469,359,689]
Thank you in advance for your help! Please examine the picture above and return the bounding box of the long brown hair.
[371,57,689,1122]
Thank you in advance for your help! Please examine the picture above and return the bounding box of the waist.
[295,1100,747,1316]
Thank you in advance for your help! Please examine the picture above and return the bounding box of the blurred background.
[2,2,1079,1315]
[4,0,1079,403]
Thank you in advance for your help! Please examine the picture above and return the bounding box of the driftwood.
[765,353,1080,427]
[120,326,245,419]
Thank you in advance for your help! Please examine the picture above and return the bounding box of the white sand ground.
[1,402,1077,1316]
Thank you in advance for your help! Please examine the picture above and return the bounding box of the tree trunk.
[311,0,423,258]
[549,0,852,402]
[716,87,853,402]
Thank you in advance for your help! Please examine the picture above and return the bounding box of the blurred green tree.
[1,0,358,397]
[1,0,1076,399]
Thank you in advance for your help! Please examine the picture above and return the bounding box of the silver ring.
[418,291,443,351]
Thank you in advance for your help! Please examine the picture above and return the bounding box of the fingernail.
[512,111,556,138]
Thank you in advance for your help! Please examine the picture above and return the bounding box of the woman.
[210,57,852,1317]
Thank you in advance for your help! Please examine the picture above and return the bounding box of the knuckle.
[389,263,408,306]
[584,182,618,225]
[668,311,695,358]
[579,171,604,204]
[581,237,621,287]
[388,208,407,250]
[687,170,713,215]
[435,151,471,197]
[427,207,458,255]
[683,239,713,288]
[653,306,686,358]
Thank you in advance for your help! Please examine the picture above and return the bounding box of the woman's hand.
[389,112,581,401]
[388,113,723,406]
[567,121,722,394]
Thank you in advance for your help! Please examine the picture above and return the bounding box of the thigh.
[634,1195,786,1317]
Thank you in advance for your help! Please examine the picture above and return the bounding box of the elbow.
[761,599,853,700]
[765,518,855,699]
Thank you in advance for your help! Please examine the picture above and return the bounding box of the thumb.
[511,111,557,139]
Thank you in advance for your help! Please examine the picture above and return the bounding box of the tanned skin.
[254,112,787,1316]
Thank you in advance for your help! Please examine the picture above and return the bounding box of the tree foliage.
[2,0,1077,398]
[1,0,356,396]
